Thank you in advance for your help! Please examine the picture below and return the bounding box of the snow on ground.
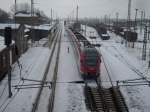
[82,25,150,112]
[0,44,51,112]
[25,24,52,31]
[53,27,87,112]
[1,23,149,112]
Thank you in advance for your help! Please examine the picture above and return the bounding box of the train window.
[84,49,99,66]
[84,49,98,57]
[85,57,97,66]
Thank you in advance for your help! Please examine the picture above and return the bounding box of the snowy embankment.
[0,46,51,112]
[81,25,150,112]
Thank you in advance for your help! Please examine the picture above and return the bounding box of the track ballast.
[84,79,129,112]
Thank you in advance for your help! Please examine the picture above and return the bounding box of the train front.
[80,48,101,79]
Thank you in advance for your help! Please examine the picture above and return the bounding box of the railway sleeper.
[85,86,128,112]
[84,86,98,111]
[94,88,116,112]
[99,88,120,112]
[110,87,129,112]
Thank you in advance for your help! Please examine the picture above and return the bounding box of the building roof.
[25,24,52,31]
[15,12,38,17]
[0,23,20,30]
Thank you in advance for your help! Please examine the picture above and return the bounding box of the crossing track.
[111,46,150,83]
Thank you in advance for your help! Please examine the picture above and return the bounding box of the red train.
[67,28,101,79]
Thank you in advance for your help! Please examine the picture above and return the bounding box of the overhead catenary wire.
[0,25,59,112]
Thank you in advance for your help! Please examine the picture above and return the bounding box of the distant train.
[113,26,137,42]
[67,29,101,79]
[94,24,110,40]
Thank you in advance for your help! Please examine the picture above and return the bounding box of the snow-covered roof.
[24,28,30,32]
[0,23,20,30]
[101,34,109,37]
[34,25,52,30]
[15,13,38,17]
[0,35,6,51]
[24,34,29,38]
[25,24,52,31]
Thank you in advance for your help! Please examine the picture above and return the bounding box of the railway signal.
[4,27,12,46]
[4,27,12,98]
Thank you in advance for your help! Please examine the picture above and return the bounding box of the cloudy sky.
[0,0,150,19]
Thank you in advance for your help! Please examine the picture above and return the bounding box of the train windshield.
[84,49,98,66]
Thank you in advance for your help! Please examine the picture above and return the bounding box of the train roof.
[82,47,99,57]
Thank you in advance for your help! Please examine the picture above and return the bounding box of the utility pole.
[148,22,150,40]
[5,27,12,98]
[109,14,111,30]
[72,10,74,22]
[116,12,119,27]
[104,15,107,25]
[31,0,34,16]
[76,5,79,22]
[142,26,148,60]
[140,11,144,33]
[85,24,86,37]
[126,0,131,47]
[15,0,17,14]
[31,0,35,43]
[51,8,53,25]
[143,11,146,24]
[127,0,131,30]
[134,9,138,31]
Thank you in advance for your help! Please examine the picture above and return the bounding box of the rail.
[48,27,62,112]
[83,35,129,112]
[31,26,61,112]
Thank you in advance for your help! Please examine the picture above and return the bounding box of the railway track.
[67,27,129,112]
[31,24,62,112]
[83,35,128,112]
[0,25,60,112]
[48,25,62,112]
[84,79,129,112]
[112,46,150,83]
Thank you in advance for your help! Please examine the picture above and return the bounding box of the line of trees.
[0,8,10,23]
[0,3,50,24]
[11,3,50,23]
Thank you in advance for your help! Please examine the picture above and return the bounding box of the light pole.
[51,8,53,25]
[116,12,119,27]
[108,14,111,30]
[140,11,144,33]
[15,0,17,14]
[76,5,79,22]
[134,9,138,31]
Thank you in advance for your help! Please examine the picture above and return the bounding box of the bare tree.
[10,3,31,14]
[0,8,9,22]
